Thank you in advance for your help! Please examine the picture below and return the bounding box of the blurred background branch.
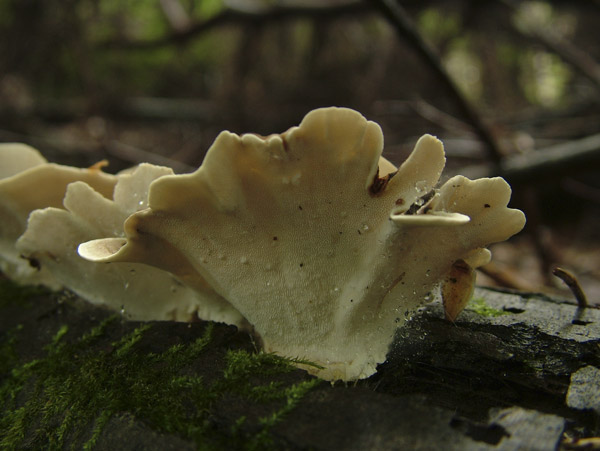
[99,1,371,49]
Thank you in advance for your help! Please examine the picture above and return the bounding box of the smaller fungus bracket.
[0,145,116,286]
[0,161,116,219]
[433,175,526,248]
[14,163,245,325]
[385,174,525,324]
[0,143,47,179]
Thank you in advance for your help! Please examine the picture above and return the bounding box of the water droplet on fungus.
[415,180,428,193]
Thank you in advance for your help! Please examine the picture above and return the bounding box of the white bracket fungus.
[76,107,526,381]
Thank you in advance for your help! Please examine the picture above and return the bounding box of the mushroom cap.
[79,107,525,380]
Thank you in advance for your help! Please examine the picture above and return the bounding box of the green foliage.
[86,0,169,42]
[195,0,225,19]
[0,324,22,376]
[220,350,321,450]
[0,307,320,450]
[467,297,509,318]
[418,8,461,46]
[444,36,483,101]
[520,50,571,107]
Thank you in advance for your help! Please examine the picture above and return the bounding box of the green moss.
[220,350,321,450]
[467,297,509,317]
[0,324,22,376]
[0,298,321,450]
[248,379,319,450]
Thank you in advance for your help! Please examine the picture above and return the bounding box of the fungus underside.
[0,278,321,450]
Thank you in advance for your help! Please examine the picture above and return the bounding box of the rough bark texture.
[1,277,599,450]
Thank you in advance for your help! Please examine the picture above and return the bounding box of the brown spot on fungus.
[26,256,41,270]
[281,135,290,153]
[369,170,392,196]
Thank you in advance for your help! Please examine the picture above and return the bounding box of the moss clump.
[0,298,321,450]
[219,351,321,450]
[0,324,22,377]
[467,297,509,317]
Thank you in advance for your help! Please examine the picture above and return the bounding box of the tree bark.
[1,279,598,450]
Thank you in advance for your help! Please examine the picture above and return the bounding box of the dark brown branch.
[0,127,195,174]
[99,2,371,50]
[369,0,504,168]
[375,98,475,134]
[100,0,505,169]
[0,97,215,123]
[502,134,600,182]
[461,133,600,184]
[478,261,539,292]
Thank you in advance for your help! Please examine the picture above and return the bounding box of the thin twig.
[562,436,600,450]
[461,133,600,183]
[374,99,475,134]
[104,141,195,174]
[552,266,588,308]
[562,177,600,204]
[370,0,504,168]
[478,261,539,292]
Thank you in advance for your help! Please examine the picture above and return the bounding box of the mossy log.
[1,277,599,450]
